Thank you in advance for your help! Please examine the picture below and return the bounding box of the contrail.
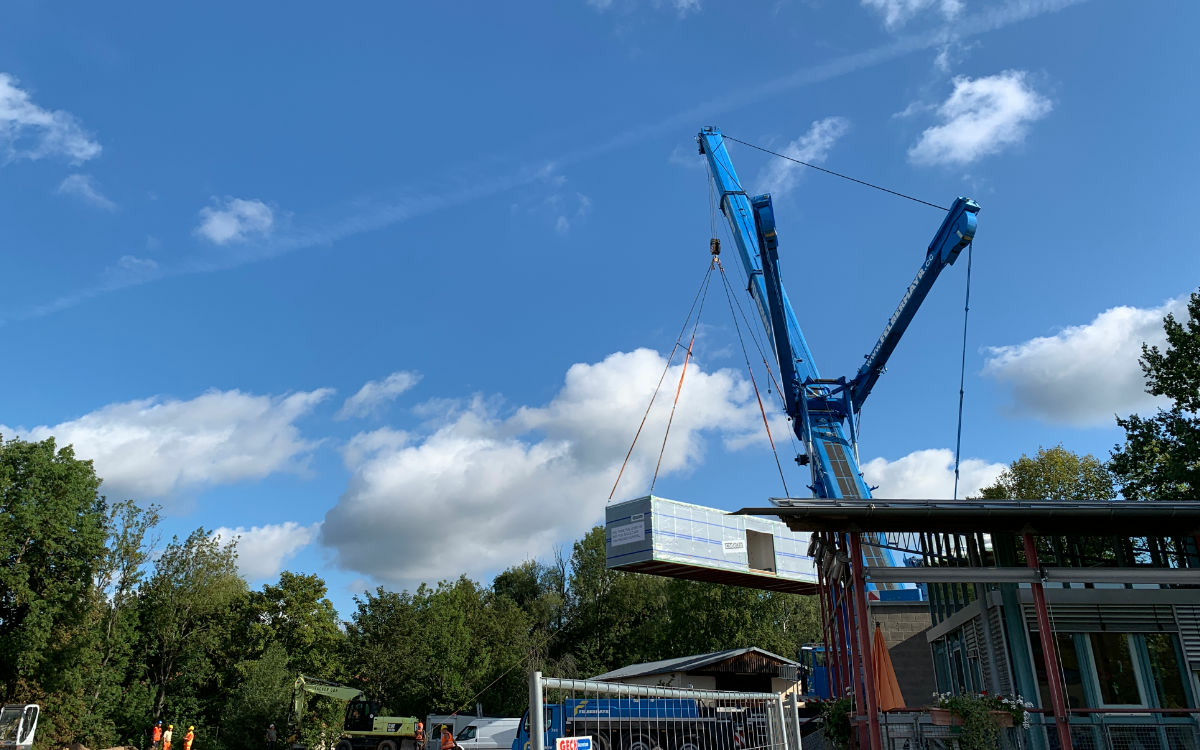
[11,0,1088,322]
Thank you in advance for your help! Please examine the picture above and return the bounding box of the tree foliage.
[1110,289,1200,500]
[978,444,1114,502]
[3,436,823,750]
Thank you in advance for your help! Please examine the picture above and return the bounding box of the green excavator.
[289,675,419,750]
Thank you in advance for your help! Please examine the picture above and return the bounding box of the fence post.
[775,695,789,750]
[789,693,802,750]
[531,671,545,750]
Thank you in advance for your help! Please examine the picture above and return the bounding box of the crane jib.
[697,126,979,594]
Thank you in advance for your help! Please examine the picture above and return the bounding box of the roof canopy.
[736,498,1200,536]
[591,647,797,681]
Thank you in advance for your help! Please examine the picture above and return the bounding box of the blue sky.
[2,0,1197,618]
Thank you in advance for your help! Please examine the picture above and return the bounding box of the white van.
[455,718,520,750]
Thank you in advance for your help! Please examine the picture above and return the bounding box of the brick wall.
[870,602,935,707]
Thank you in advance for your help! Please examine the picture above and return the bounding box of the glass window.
[457,727,477,741]
[1029,632,1087,709]
[1089,633,1142,706]
[1144,634,1188,708]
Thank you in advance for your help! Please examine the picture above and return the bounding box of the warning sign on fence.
[555,737,592,750]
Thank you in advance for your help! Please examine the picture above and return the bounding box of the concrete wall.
[870,602,934,708]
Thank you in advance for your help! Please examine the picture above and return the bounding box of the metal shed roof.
[591,647,798,681]
[736,498,1200,536]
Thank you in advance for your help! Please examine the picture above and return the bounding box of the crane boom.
[850,197,979,411]
[697,125,979,513]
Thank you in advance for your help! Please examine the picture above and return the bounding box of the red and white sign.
[555,737,593,750]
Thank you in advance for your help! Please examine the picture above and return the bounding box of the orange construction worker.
[415,722,425,746]
[163,725,174,750]
[440,725,455,750]
[184,726,195,750]
[152,721,163,750]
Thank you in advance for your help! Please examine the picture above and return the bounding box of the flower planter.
[929,708,1015,728]
[929,708,959,726]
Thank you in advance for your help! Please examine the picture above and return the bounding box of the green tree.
[561,526,668,677]
[979,445,1114,502]
[139,529,248,727]
[0,437,109,749]
[79,500,161,748]
[246,572,345,679]
[1110,290,1200,501]
[221,642,293,750]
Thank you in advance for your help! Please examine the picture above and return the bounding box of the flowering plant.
[931,692,1034,750]
[932,691,1033,728]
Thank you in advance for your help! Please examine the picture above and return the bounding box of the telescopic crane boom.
[697,126,978,507]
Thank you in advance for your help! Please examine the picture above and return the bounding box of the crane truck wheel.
[624,732,657,750]
[672,735,701,750]
[336,741,354,750]
[378,740,398,750]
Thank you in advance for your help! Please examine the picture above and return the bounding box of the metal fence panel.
[527,674,795,750]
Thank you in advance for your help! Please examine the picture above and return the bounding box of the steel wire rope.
[650,266,716,492]
[952,241,973,500]
[609,262,716,501]
[713,216,805,468]
[715,257,790,496]
[720,135,948,211]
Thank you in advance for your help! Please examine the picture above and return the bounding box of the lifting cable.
[650,266,715,492]
[714,214,805,463]
[715,255,791,496]
[721,134,949,211]
[952,241,974,500]
[608,261,715,501]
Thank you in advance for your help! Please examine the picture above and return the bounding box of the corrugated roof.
[590,647,798,681]
[737,498,1200,535]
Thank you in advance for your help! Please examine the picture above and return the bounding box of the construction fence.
[525,674,810,750]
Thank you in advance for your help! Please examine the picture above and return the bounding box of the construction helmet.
[188,727,194,731]
[169,725,174,729]
[157,721,163,726]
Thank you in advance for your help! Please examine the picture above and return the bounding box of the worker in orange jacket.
[163,725,174,750]
[151,721,163,750]
[440,725,456,750]
[415,722,425,747]
[184,726,195,750]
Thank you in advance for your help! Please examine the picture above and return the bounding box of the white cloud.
[336,371,422,420]
[862,0,962,29]
[212,521,321,580]
[862,448,1005,498]
[57,174,116,210]
[195,197,275,245]
[320,348,763,586]
[757,117,850,198]
[982,297,1186,427]
[1,388,333,500]
[0,73,101,164]
[908,70,1051,166]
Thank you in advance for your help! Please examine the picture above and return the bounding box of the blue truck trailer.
[512,699,769,750]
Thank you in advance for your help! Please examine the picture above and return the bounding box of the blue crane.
[697,127,978,579]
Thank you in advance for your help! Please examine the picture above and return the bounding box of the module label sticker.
[723,539,746,554]
[611,520,645,546]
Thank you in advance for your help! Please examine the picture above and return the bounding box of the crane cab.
[0,704,39,750]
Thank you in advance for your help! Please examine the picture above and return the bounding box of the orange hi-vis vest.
[184,731,194,750]
[153,727,163,743]
[441,731,455,750]
[415,724,425,743]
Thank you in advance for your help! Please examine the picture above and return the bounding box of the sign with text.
[556,737,592,750]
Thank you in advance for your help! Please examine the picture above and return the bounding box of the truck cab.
[0,705,39,750]
[798,645,829,700]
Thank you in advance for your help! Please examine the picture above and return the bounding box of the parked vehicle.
[512,699,765,750]
[456,718,519,750]
[0,705,39,750]
[289,675,419,750]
